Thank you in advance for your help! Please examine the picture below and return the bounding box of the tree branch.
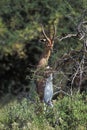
[58,34,77,41]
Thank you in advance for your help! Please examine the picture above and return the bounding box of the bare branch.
[57,33,77,41]
[71,54,85,93]
[77,21,87,40]
[55,21,87,42]
[77,21,87,32]
[53,90,71,97]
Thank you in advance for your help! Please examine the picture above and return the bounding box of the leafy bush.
[53,94,87,130]
[0,0,87,129]
[0,93,87,130]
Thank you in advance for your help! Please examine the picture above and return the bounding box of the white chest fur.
[43,73,53,107]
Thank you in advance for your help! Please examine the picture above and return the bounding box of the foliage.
[0,0,87,46]
[0,93,87,130]
[0,0,87,93]
[0,1,87,129]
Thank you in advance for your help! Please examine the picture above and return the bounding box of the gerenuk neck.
[37,47,51,68]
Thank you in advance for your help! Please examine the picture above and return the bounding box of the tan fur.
[35,25,56,101]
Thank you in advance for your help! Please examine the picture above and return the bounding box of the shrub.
[0,93,87,130]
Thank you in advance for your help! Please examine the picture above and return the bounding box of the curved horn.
[41,25,50,42]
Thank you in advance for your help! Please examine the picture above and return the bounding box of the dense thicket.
[0,0,87,95]
[0,1,87,130]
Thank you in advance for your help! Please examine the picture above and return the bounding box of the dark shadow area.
[0,39,42,97]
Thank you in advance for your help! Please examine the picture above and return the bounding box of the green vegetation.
[0,94,87,130]
[0,0,87,129]
[0,0,87,94]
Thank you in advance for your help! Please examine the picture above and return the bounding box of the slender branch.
[55,21,87,42]
[56,33,77,41]
[53,90,70,97]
